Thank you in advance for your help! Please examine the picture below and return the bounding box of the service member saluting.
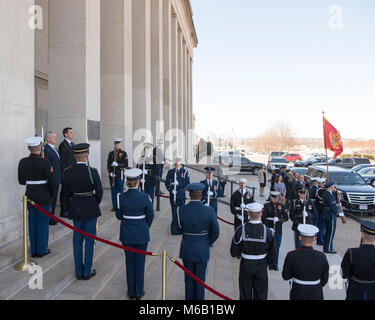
[116,168,154,300]
[171,183,220,301]
[262,191,289,271]
[230,178,254,231]
[18,137,55,258]
[230,203,277,300]
[63,143,103,281]
[107,138,128,211]
[165,156,190,222]
[289,188,317,249]
[200,167,222,215]
[341,220,375,300]
[282,224,329,300]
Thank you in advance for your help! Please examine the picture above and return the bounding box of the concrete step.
[0,207,116,300]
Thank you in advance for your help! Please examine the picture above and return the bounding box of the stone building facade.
[0,0,197,248]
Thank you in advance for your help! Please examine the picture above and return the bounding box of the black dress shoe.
[111,208,116,212]
[49,220,57,226]
[31,254,37,258]
[274,266,279,271]
[77,275,84,280]
[127,293,136,300]
[135,292,145,300]
[324,250,337,254]
[36,249,51,258]
[317,242,324,246]
[268,266,275,271]
[60,211,69,218]
[83,269,97,280]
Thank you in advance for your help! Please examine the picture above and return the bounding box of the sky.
[190,0,375,140]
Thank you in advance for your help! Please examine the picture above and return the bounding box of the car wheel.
[253,168,259,176]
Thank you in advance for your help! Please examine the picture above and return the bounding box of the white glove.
[110,173,115,178]
[112,161,119,167]
[143,170,148,175]
[172,190,177,195]
[207,191,214,196]
[140,179,145,184]
[172,181,179,186]
[273,217,279,223]
[303,210,308,218]
[240,203,246,209]
[271,228,276,234]
[205,203,210,207]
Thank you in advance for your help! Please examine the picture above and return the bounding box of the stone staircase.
[0,170,347,300]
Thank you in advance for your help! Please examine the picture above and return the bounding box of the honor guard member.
[230,178,254,231]
[171,183,220,300]
[230,203,277,300]
[200,167,222,215]
[309,178,320,226]
[322,182,343,254]
[165,156,190,222]
[282,224,329,300]
[290,188,318,249]
[116,168,154,300]
[18,137,55,258]
[262,191,289,271]
[137,143,157,203]
[315,179,326,245]
[63,143,103,280]
[341,221,375,300]
[107,138,128,211]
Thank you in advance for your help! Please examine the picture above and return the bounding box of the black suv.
[229,157,264,175]
[305,166,375,216]
[313,157,370,169]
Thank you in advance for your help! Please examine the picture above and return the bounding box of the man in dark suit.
[44,131,62,225]
[153,139,165,192]
[59,127,75,217]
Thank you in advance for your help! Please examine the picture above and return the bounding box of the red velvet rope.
[217,216,235,226]
[30,202,156,257]
[172,259,233,301]
[155,194,171,199]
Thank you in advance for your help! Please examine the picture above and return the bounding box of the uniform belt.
[266,218,276,221]
[183,232,208,236]
[351,277,375,284]
[122,215,146,220]
[26,180,47,185]
[293,278,321,286]
[73,192,94,197]
[241,253,267,260]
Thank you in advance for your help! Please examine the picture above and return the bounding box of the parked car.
[313,157,371,169]
[229,157,264,175]
[305,166,375,216]
[359,167,375,185]
[281,153,302,163]
[269,151,287,161]
[295,156,328,167]
[352,164,375,173]
[291,167,308,176]
[267,157,289,172]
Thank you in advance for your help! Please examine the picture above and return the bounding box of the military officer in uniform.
[116,168,154,300]
[107,138,129,211]
[18,137,55,258]
[322,182,344,254]
[315,179,326,245]
[165,156,190,222]
[137,143,157,203]
[282,224,329,300]
[230,203,277,300]
[171,183,220,300]
[200,167,222,215]
[309,178,320,226]
[230,178,254,231]
[341,221,375,300]
[290,188,318,249]
[262,191,289,271]
[63,143,103,280]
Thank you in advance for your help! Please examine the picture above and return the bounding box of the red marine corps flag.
[323,115,344,159]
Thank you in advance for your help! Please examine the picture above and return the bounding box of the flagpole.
[323,111,330,182]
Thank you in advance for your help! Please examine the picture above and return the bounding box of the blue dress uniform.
[165,162,190,222]
[341,221,375,300]
[18,137,55,257]
[322,183,340,254]
[63,144,103,280]
[107,139,128,210]
[262,193,289,270]
[137,147,158,203]
[230,203,277,300]
[315,187,326,245]
[289,190,318,249]
[282,224,329,300]
[116,168,154,300]
[171,183,220,300]
[200,167,222,215]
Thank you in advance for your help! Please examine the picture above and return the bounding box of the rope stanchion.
[29,201,158,257]
[169,256,233,301]
[217,216,234,226]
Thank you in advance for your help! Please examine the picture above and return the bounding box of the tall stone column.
[49,0,101,169]
[132,0,152,162]
[150,0,163,144]
[100,0,133,175]
[0,0,35,246]
[170,13,178,132]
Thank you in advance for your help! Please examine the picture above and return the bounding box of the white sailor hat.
[270,191,279,197]
[125,168,143,181]
[297,224,319,237]
[238,178,247,184]
[113,138,122,143]
[25,136,43,147]
[247,203,264,213]
[174,155,183,162]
